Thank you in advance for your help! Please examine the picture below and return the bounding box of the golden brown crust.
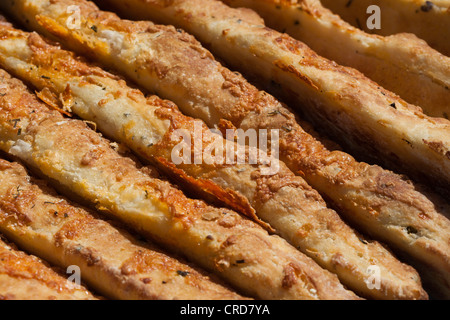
[115,0,449,190]
[95,0,449,178]
[321,0,450,57]
[22,0,449,298]
[0,236,96,300]
[212,3,450,298]
[0,15,428,299]
[223,0,450,119]
[0,68,359,300]
[0,159,245,300]
[0,22,262,228]
[65,0,448,187]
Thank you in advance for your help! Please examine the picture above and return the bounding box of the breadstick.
[222,0,450,119]
[0,236,96,300]
[321,0,450,57]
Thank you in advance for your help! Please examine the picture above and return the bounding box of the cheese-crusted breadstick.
[1,0,446,298]
[222,0,450,119]
[0,22,427,299]
[0,69,360,300]
[0,159,246,300]
[321,0,450,57]
[0,236,96,300]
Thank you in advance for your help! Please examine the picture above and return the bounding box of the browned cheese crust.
[90,0,450,192]
[0,159,246,300]
[0,20,431,299]
[0,20,269,231]
[222,0,450,119]
[321,0,450,57]
[0,69,361,300]
[0,0,446,298]
[0,236,96,300]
